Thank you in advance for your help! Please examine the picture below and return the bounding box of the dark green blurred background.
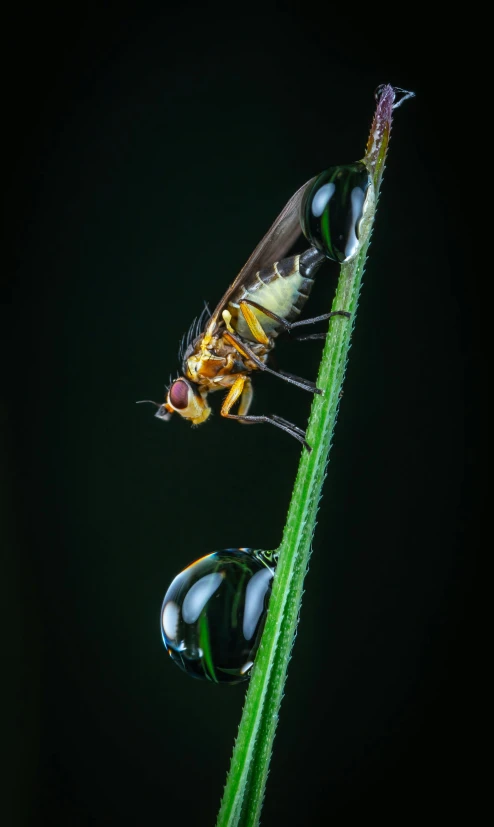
[2,5,480,826]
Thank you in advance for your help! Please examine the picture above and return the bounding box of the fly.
[139,161,375,450]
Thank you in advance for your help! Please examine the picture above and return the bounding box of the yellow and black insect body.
[141,162,374,449]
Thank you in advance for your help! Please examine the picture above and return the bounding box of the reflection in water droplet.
[182,572,224,624]
[162,600,180,641]
[243,568,273,641]
[300,162,374,263]
[161,549,275,683]
[344,186,366,259]
[311,182,335,217]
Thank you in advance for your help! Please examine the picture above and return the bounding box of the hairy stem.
[217,84,410,827]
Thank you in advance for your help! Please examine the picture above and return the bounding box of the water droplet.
[301,162,374,262]
[161,549,275,683]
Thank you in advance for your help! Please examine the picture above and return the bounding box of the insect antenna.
[136,399,172,421]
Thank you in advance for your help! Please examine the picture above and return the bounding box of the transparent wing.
[205,176,315,335]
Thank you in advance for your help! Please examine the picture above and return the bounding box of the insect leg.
[288,310,351,329]
[277,370,318,390]
[220,376,310,451]
[237,377,254,416]
[268,414,307,439]
[223,331,322,395]
[230,415,311,451]
[292,333,327,341]
[220,375,248,417]
[291,313,352,341]
[238,301,270,345]
[240,299,351,333]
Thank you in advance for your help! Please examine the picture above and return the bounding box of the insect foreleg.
[228,411,310,450]
[220,375,248,417]
[220,375,253,418]
[220,374,310,450]
[237,378,253,416]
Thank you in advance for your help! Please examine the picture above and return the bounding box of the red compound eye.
[169,379,190,410]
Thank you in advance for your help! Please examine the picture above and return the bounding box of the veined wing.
[205,176,315,336]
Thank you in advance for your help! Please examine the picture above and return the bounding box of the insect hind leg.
[290,311,351,341]
[288,310,351,329]
[240,299,351,335]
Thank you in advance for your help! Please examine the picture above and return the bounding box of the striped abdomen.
[229,247,325,342]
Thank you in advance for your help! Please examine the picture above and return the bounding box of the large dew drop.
[161,549,275,683]
[300,162,374,262]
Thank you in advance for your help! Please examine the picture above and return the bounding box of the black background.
[2,4,482,826]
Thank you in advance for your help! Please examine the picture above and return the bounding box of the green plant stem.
[217,84,403,827]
